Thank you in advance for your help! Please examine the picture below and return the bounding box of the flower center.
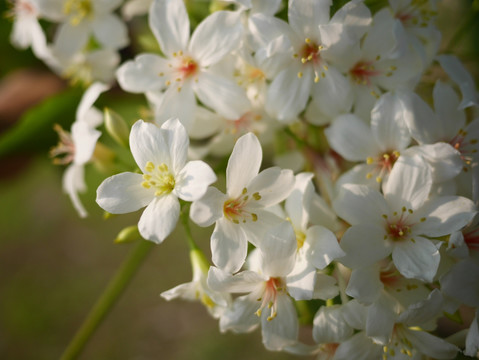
[63,0,93,26]
[382,207,426,242]
[294,38,327,83]
[383,325,414,359]
[449,129,478,172]
[141,161,175,196]
[62,58,93,87]
[366,151,400,183]
[159,52,199,93]
[395,0,437,28]
[295,229,306,249]
[255,277,284,321]
[223,187,261,224]
[50,124,75,165]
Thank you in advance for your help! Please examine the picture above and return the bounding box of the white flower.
[116,0,249,129]
[161,248,230,319]
[50,82,109,217]
[333,154,477,282]
[208,222,299,351]
[96,119,216,243]
[325,92,411,189]
[9,0,50,60]
[190,132,295,273]
[51,0,128,58]
[249,0,371,122]
[281,173,344,300]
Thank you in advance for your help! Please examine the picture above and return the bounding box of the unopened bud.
[114,225,142,244]
[104,107,129,147]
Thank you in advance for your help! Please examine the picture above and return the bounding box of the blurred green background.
[0,1,478,359]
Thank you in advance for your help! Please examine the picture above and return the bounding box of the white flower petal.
[288,0,331,39]
[161,282,195,301]
[226,133,262,198]
[310,66,353,120]
[371,91,411,151]
[246,167,295,207]
[175,160,216,201]
[52,22,89,58]
[392,235,440,283]
[325,114,378,161]
[333,184,389,226]
[313,305,353,344]
[366,292,397,344]
[219,294,259,333]
[334,332,382,360]
[313,273,339,300]
[129,120,170,172]
[404,143,462,183]
[341,300,368,330]
[338,224,391,269]
[155,83,196,131]
[398,289,443,326]
[258,221,297,277]
[399,90,440,144]
[160,118,189,174]
[414,195,477,238]
[346,266,382,305]
[149,0,189,56]
[285,172,314,230]
[306,225,345,269]
[138,194,180,243]
[383,154,432,210]
[189,10,243,67]
[71,121,101,165]
[63,164,88,218]
[286,260,316,300]
[405,328,459,359]
[190,187,228,227]
[92,13,128,49]
[116,54,168,93]
[76,82,109,122]
[437,54,479,110]
[261,294,298,351]
[207,267,265,293]
[211,219,248,273]
[433,81,465,135]
[195,71,250,120]
[96,172,153,213]
[265,65,312,122]
[465,311,479,357]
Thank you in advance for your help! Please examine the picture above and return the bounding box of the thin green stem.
[180,202,199,251]
[60,240,154,360]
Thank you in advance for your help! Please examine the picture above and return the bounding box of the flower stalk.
[60,240,154,360]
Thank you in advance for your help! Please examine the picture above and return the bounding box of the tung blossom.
[116,0,249,129]
[333,154,477,282]
[190,132,295,273]
[50,82,109,218]
[207,221,300,351]
[96,119,216,243]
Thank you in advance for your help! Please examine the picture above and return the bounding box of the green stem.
[60,240,154,360]
[180,202,199,251]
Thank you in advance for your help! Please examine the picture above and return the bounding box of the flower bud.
[104,107,129,148]
[114,225,141,244]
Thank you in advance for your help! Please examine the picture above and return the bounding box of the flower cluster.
[14,0,479,358]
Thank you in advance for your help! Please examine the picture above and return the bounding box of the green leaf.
[0,87,83,158]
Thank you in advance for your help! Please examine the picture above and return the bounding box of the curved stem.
[180,202,199,251]
[60,240,154,360]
